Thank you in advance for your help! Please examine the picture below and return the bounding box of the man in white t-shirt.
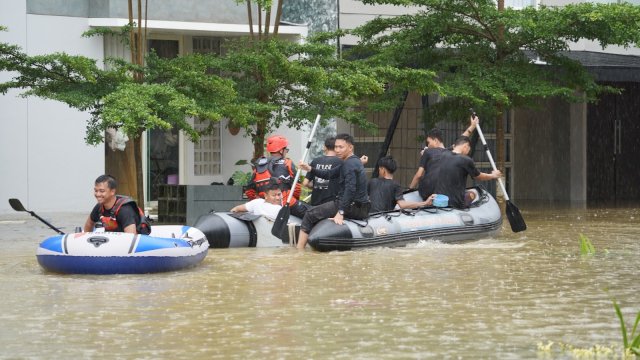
[230,179,283,220]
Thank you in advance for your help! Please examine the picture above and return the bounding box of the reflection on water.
[0,206,639,359]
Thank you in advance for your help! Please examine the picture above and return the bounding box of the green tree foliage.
[1,23,250,205]
[0,41,243,146]
[205,34,438,159]
[2,20,438,162]
[226,0,440,160]
[351,0,640,166]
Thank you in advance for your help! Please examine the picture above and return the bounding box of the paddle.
[271,106,324,238]
[470,109,527,233]
[8,198,65,234]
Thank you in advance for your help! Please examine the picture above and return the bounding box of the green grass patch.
[579,233,596,256]
[612,298,640,356]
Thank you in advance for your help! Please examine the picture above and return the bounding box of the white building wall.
[570,40,640,56]
[1,1,310,213]
[0,5,104,213]
[339,0,418,46]
[0,1,29,214]
[219,120,306,185]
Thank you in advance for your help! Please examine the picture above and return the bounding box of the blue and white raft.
[193,187,502,252]
[36,225,209,274]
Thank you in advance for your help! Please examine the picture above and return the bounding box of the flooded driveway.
[1,205,638,358]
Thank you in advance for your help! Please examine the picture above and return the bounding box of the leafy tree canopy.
[207,34,438,136]
[2,24,439,160]
[352,0,640,124]
[0,30,246,145]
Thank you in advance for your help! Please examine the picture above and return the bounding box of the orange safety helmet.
[266,135,289,153]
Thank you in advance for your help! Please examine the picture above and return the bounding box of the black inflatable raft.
[193,187,502,251]
[306,187,502,251]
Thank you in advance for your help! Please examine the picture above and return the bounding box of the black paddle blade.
[271,205,291,238]
[8,198,65,234]
[8,198,26,212]
[505,200,527,233]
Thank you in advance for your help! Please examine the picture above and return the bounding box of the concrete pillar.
[569,99,587,202]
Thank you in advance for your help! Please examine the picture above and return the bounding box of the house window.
[193,37,221,55]
[191,37,223,176]
[193,118,221,176]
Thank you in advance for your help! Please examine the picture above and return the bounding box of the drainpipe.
[372,91,408,178]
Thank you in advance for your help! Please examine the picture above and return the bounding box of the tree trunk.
[105,138,139,202]
[127,0,135,64]
[106,0,145,208]
[133,136,144,207]
[253,120,267,161]
[246,1,254,39]
[264,6,271,37]
[136,0,143,70]
[257,3,262,40]
[273,0,283,36]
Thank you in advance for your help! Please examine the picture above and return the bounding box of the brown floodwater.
[0,205,638,359]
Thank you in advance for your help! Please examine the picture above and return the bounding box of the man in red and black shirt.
[83,175,139,233]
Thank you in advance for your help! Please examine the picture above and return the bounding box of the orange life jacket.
[99,196,152,235]
[244,156,300,206]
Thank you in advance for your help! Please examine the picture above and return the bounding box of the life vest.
[244,156,300,205]
[99,195,152,235]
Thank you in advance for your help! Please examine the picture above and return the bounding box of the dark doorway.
[147,39,180,201]
[587,82,640,203]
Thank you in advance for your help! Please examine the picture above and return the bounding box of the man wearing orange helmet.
[244,134,309,218]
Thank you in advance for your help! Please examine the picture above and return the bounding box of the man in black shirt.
[410,116,479,199]
[296,133,370,249]
[369,156,434,213]
[302,137,343,206]
[432,137,501,208]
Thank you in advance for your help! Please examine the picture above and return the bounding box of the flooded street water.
[1,205,639,359]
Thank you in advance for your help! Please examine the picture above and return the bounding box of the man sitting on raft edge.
[295,133,370,250]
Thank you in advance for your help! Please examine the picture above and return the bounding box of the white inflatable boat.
[36,225,209,274]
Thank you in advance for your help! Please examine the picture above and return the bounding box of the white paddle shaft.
[285,112,322,204]
[475,122,511,202]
